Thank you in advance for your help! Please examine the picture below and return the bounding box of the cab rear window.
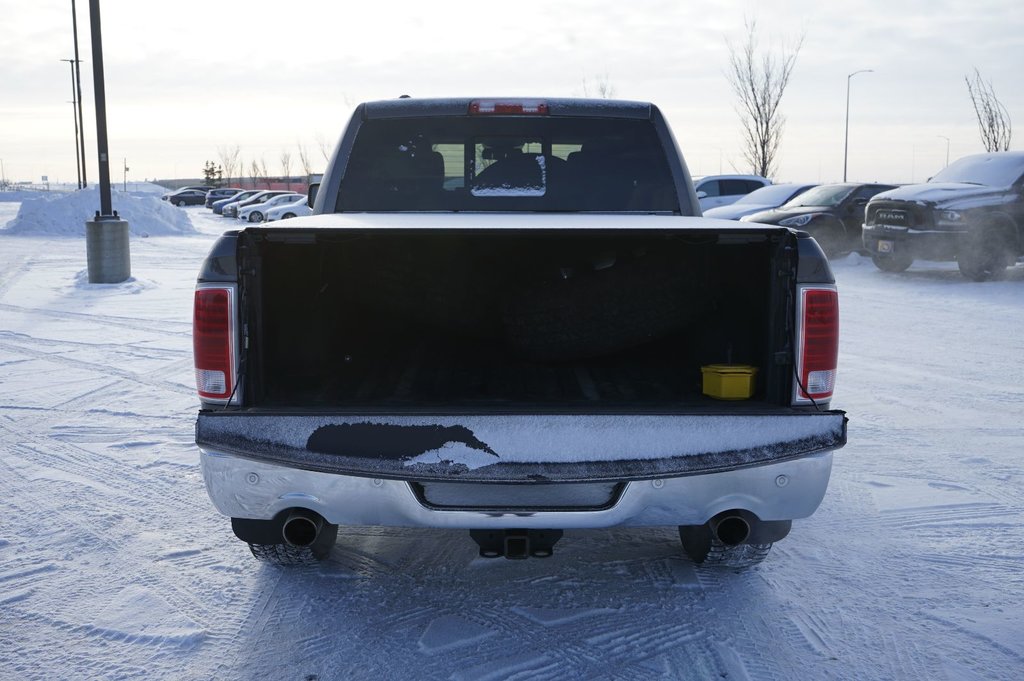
[337,117,678,213]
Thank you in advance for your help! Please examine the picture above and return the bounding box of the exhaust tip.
[714,515,751,546]
[282,508,324,547]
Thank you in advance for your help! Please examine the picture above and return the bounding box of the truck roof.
[362,97,654,120]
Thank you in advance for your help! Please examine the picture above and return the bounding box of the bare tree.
[297,143,314,179]
[725,19,804,179]
[257,157,271,188]
[315,133,333,163]
[965,68,1012,152]
[280,150,292,190]
[582,73,616,99]
[217,145,241,185]
[248,159,260,188]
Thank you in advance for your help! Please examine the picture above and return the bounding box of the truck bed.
[239,218,798,411]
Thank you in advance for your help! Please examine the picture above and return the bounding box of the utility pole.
[71,0,87,187]
[123,158,129,191]
[61,59,82,189]
[85,0,130,283]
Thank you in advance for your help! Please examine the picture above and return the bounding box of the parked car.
[862,151,1024,279]
[266,197,313,222]
[693,174,771,211]
[205,187,243,208]
[212,190,263,215]
[180,185,216,194]
[704,183,817,221]
[741,182,897,256]
[222,190,293,218]
[238,193,306,222]
[161,188,208,207]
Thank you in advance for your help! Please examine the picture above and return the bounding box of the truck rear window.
[336,117,679,213]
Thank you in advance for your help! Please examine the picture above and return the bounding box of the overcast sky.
[1,0,1021,186]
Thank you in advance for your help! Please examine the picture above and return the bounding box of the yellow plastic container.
[701,364,759,400]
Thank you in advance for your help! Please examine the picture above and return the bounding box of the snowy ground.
[1,203,1022,680]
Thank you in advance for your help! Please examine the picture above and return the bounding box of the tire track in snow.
[226,531,733,681]
[1,433,198,520]
[0,460,201,679]
[0,301,193,337]
[0,254,33,299]
[0,438,262,681]
[0,337,195,396]
[388,551,719,680]
[0,329,189,360]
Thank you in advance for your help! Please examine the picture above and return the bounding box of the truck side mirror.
[696,190,707,199]
[307,182,320,208]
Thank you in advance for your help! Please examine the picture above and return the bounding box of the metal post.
[61,59,82,189]
[85,0,130,284]
[72,0,88,187]
[89,0,112,215]
[843,69,873,182]
[123,158,128,192]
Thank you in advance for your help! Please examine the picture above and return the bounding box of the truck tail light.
[796,286,839,402]
[469,99,549,115]
[193,286,236,401]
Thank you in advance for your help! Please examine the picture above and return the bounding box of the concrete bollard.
[86,218,131,283]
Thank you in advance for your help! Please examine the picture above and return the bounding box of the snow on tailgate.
[196,411,846,481]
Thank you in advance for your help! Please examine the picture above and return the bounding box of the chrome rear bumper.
[200,448,834,529]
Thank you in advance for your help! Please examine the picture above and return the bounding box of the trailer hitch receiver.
[470,529,564,559]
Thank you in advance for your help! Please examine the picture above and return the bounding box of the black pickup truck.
[193,97,846,568]
[863,151,1024,279]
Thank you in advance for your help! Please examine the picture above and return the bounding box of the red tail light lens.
[193,287,235,401]
[797,287,839,401]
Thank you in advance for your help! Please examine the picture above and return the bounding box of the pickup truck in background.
[863,151,1024,280]
[194,98,847,568]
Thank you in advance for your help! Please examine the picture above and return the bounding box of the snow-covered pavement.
[1,200,1023,680]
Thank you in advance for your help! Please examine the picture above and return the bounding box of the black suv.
[863,152,1024,280]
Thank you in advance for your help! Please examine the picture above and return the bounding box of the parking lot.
[1,203,1022,680]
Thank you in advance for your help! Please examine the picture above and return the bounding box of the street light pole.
[89,0,113,216]
[843,69,873,182]
[72,0,87,188]
[938,135,950,167]
[123,158,129,192]
[61,59,82,189]
[85,0,130,284]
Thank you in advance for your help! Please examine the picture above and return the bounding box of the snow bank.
[121,182,173,195]
[0,190,46,202]
[4,186,195,237]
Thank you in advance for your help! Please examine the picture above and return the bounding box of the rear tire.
[282,212,296,219]
[247,524,338,566]
[679,524,772,568]
[700,542,773,568]
[175,200,186,207]
[249,211,264,223]
[871,252,913,273]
